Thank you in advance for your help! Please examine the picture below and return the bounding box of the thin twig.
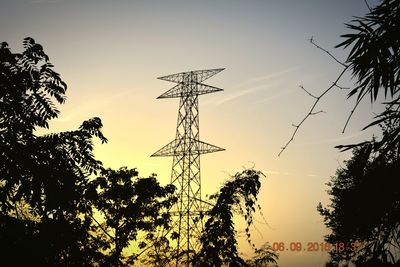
[299,84,318,99]
[342,90,368,133]
[279,66,349,156]
[279,38,350,156]
[333,83,350,90]
[309,38,347,67]
[310,110,325,115]
[251,223,264,240]
[91,214,115,241]
[364,0,372,12]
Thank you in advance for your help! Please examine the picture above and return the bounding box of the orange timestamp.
[272,241,363,252]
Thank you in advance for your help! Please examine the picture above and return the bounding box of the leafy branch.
[194,169,278,266]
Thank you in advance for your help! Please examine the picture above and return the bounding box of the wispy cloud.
[215,83,277,105]
[213,65,304,106]
[238,65,305,87]
[255,89,292,104]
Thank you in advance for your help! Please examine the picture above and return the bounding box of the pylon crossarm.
[157,83,223,99]
[151,139,224,157]
[157,68,225,83]
[196,140,225,154]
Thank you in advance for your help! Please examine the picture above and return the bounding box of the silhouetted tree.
[314,2,400,265]
[193,169,278,266]
[318,117,400,267]
[87,167,176,266]
[334,0,400,154]
[140,234,175,266]
[0,37,107,265]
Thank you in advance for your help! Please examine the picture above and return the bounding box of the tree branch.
[333,83,350,90]
[364,0,372,12]
[310,110,325,115]
[299,84,318,99]
[279,38,352,156]
[342,90,368,133]
[279,66,349,156]
[91,214,115,241]
[309,37,347,67]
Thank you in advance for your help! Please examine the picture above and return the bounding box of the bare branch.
[279,66,349,157]
[310,38,347,67]
[310,110,325,115]
[299,84,318,99]
[90,214,115,241]
[333,83,350,90]
[342,90,368,133]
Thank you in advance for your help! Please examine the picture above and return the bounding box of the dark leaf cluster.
[337,0,399,104]
[0,38,107,265]
[88,167,176,266]
[335,0,400,155]
[319,121,400,266]
[194,169,278,266]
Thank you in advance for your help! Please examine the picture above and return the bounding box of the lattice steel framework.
[151,68,225,265]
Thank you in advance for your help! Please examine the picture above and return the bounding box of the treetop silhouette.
[0,38,275,266]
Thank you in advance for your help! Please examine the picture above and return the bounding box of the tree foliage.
[88,167,176,266]
[194,169,278,266]
[0,38,274,266]
[316,1,400,266]
[318,118,400,266]
[0,37,108,265]
[334,0,400,154]
[246,243,279,267]
[336,0,399,105]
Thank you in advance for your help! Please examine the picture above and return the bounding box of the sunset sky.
[1,0,382,266]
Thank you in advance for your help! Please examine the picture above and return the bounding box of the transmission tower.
[151,68,225,265]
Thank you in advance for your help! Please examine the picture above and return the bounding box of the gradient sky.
[1,0,382,266]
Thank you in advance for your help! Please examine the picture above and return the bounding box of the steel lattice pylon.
[151,68,225,265]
